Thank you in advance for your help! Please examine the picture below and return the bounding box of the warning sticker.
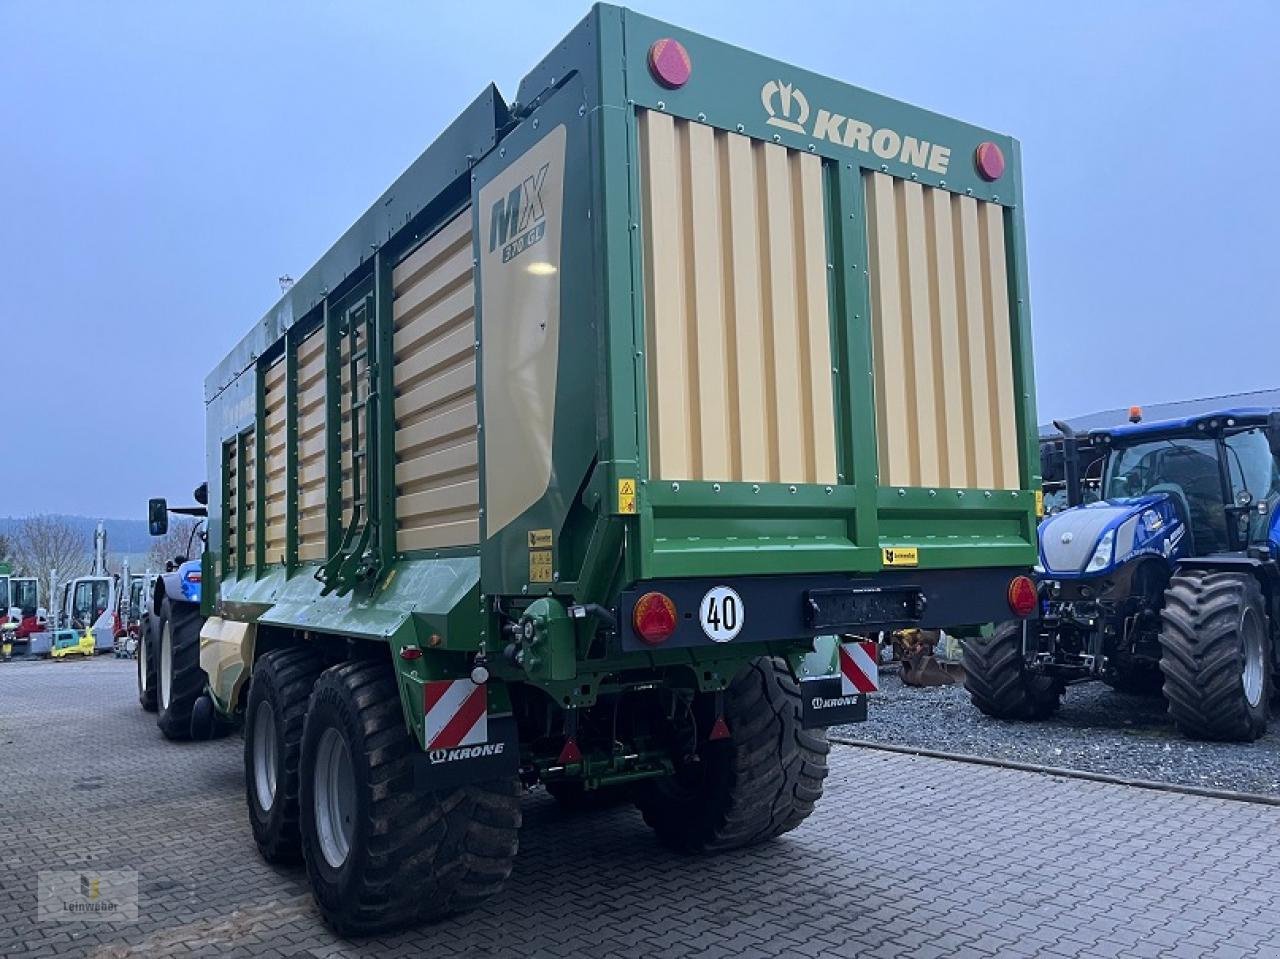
[617,478,637,514]
[529,549,553,583]
[527,529,553,549]
[1035,490,1045,518]
[881,546,918,567]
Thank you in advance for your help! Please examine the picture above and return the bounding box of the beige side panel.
[295,327,327,561]
[391,208,480,551]
[864,172,1020,490]
[479,125,567,536]
[262,360,286,564]
[637,111,836,484]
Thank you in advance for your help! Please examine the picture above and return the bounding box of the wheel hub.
[1241,606,1266,709]
[159,623,173,710]
[252,701,278,813]
[314,727,356,869]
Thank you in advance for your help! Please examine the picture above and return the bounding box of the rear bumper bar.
[619,567,1026,651]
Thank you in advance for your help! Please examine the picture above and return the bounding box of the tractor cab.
[1041,409,1280,579]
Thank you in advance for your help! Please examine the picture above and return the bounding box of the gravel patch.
[833,669,1280,795]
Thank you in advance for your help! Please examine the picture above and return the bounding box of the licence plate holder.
[805,586,922,630]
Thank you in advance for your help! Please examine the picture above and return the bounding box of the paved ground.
[835,670,1280,795]
[4,658,1280,959]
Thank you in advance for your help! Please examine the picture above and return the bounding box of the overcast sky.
[2,1,1276,519]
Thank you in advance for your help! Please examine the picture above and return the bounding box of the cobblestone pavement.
[3,657,1280,959]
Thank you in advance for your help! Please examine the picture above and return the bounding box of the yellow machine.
[50,627,96,659]
[0,622,15,661]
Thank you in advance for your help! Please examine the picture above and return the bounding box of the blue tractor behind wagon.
[963,408,1280,741]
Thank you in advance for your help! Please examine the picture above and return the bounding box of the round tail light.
[633,591,678,645]
[974,141,1005,181]
[648,38,692,89]
[1007,576,1039,618]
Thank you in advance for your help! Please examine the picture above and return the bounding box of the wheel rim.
[139,633,149,693]
[252,701,278,812]
[1241,606,1266,709]
[314,727,356,869]
[159,622,173,710]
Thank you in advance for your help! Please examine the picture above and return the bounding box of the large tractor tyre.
[136,612,159,712]
[244,646,325,864]
[1159,571,1271,742]
[962,621,1064,721]
[635,657,828,854]
[155,598,206,741]
[299,661,521,937]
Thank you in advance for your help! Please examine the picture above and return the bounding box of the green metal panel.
[374,251,396,573]
[284,322,299,572]
[254,361,266,576]
[235,430,248,578]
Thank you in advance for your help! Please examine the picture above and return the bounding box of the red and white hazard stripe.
[839,640,879,695]
[424,679,488,750]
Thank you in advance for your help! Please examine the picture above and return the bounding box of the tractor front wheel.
[155,598,205,741]
[136,612,158,712]
[299,661,521,937]
[1160,571,1271,742]
[962,620,1064,720]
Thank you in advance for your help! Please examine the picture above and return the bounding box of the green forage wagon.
[145,4,1042,935]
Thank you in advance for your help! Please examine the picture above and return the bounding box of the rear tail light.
[1007,576,1039,618]
[633,591,678,645]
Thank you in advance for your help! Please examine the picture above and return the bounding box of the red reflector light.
[187,571,202,583]
[399,646,423,661]
[974,141,1005,181]
[648,37,692,89]
[1007,576,1038,618]
[633,591,678,645]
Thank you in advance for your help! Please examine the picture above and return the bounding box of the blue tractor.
[962,408,1280,741]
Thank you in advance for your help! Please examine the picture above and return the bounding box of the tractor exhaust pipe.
[1053,419,1082,508]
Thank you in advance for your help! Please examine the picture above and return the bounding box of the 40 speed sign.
[699,586,744,642]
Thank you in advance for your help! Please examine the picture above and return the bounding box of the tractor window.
[1106,437,1228,552]
[1224,429,1280,504]
[1225,428,1280,543]
[71,580,110,626]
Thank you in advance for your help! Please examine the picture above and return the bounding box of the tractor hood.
[1037,494,1187,577]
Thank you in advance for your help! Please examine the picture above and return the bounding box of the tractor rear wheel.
[137,612,158,712]
[299,661,521,936]
[155,598,205,741]
[635,657,828,853]
[1159,571,1271,742]
[245,646,324,864]
[962,620,1064,720]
